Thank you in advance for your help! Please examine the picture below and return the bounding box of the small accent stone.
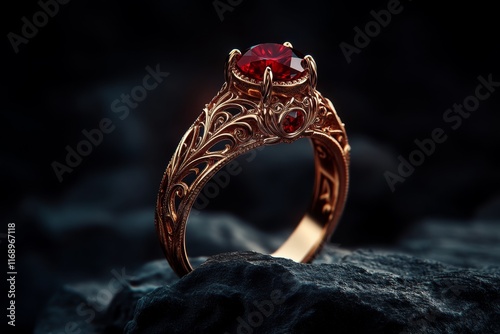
[282,110,305,133]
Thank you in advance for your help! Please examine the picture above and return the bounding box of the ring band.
[155,42,350,277]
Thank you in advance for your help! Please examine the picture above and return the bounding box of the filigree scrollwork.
[311,139,342,223]
[156,43,350,277]
[258,94,318,142]
[160,87,262,236]
[312,96,350,154]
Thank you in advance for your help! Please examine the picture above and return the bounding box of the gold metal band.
[155,44,350,277]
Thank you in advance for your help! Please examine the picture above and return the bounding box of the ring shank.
[155,89,349,277]
[272,134,348,262]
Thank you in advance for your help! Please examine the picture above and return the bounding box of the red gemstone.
[282,110,305,133]
[236,43,306,81]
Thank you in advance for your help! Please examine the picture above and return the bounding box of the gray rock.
[124,247,500,334]
[35,218,500,334]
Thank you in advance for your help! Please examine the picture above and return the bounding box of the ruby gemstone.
[236,43,306,81]
[282,110,305,133]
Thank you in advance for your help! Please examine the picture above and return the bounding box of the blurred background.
[2,0,500,332]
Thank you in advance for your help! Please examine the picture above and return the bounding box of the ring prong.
[261,66,273,105]
[304,55,317,90]
[283,41,293,48]
[225,49,241,84]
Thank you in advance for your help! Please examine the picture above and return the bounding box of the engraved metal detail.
[156,44,350,277]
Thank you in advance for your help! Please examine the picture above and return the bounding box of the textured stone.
[35,219,500,334]
[124,248,500,334]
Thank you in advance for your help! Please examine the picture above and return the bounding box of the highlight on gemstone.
[236,43,306,81]
[282,110,305,133]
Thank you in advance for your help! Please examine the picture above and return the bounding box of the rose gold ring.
[155,42,350,277]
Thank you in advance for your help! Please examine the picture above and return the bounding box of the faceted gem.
[236,43,306,81]
[282,110,305,133]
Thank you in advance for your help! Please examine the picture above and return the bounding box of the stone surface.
[35,217,500,334]
[124,248,500,334]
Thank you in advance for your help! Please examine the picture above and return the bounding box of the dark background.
[2,0,500,332]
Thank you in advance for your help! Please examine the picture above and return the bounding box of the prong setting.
[225,49,241,84]
[261,66,273,105]
[304,55,317,90]
[156,43,349,277]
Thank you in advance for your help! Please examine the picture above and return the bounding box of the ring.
[155,42,350,277]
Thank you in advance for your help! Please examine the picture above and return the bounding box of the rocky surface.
[35,217,500,334]
[124,249,500,334]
